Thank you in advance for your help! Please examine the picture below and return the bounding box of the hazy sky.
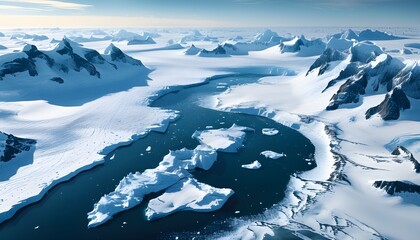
[0,0,418,28]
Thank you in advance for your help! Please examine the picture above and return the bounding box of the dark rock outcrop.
[326,73,368,110]
[104,43,144,66]
[55,38,100,77]
[23,44,54,67]
[50,77,64,84]
[391,146,420,173]
[373,181,420,195]
[307,48,347,76]
[0,132,36,162]
[0,58,37,80]
[365,88,410,120]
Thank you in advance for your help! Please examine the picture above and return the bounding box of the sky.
[0,0,418,28]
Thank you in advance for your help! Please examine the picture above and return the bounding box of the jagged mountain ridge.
[0,37,146,83]
[307,40,419,120]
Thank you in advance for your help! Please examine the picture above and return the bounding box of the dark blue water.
[0,74,315,239]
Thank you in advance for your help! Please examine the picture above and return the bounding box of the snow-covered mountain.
[198,45,229,57]
[11,33,48,41]
[184,44,202,55]
[178,30,218,44]
[0,37,146,82]
[127,36,156,45]
[307,40,419,120]
[279,35,326,56]
[332,29,405,41]
[253,29,283,45]
[111,29,157,45]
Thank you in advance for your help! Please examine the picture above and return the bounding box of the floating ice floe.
[260,150,286,159]
[261,128,279,136]
[145,178,234,220]
[192,124,254,152]
[242,160,262,170]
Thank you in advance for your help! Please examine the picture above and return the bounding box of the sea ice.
[260,150,286,159]
[242,160,262,170]
[88,144,219,227]
[145,178,234,220]
[262,128,279,136]
[192,124,254,152]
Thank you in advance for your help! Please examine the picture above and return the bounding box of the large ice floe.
[145,178,234,221]
[88,124,253,227]
[192,124,254,152]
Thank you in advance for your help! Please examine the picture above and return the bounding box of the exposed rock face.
[365,88,410,120]
[326,74,367,110]
[23,45,54,67]
[373,181,420,195]
[50,77,64,84]
[398,63,420,99]
[0,58,37,80]
[316,41,418,120]
[0,132,36,163]
[307,48,347,76]
[104,43,144,66]
[55,38,101,77]
[391,146,420,173]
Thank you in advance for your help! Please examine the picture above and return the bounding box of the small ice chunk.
[34,226,39,230]
[110,154,115,160]
[242,160,261,170]
[145,178,234,220]
[260,150,286,159]
[262,128,279,136]
[192,124,254,152]
[146,146,152,152]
